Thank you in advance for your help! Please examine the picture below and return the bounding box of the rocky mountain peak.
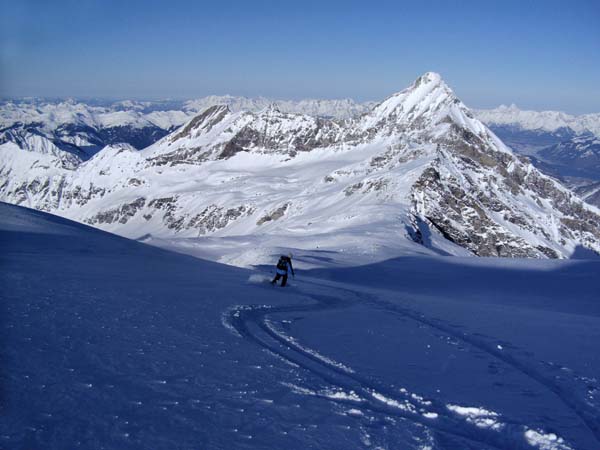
[167,104,231,142]
[361,72,461,134]
[413,71,444,88]
[3,74,600,259]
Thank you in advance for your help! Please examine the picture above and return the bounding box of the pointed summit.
[413,71,444,88]
[378,71,455,115]
[167,104,231,142]
[362,72,460,131]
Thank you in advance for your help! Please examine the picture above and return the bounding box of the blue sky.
[1,0,599,113]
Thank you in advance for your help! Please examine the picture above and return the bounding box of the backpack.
[276,256,288,271]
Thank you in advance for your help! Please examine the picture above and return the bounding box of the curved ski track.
[225,278,599,450]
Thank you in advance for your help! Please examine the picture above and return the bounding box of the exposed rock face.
[2,72,600,258]
[144,104,349,165]
[409,118,600,258]
[87,197,146,225]
[189,205,254,235]
[257,203,289,225]
[475,108,600,209]
[411,161,557,258]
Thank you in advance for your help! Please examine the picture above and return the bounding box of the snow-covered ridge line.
[474,104,600,137]
[0,95,371,130]
[0,95,372,162]
[5,96,598,137]
[0,99,189,131]
[182,95,373,119]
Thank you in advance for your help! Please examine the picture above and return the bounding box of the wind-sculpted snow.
[2,202,599,449]
[2,73,600,259]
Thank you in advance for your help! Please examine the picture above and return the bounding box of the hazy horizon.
[2,0,599,114]
[2,91,599,116]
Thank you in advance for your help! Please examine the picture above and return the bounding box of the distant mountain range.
[2,73,600,259]
[0,96,372,163]
[473,105,600,206]
[3,96,599,162]
[475,104,600,143]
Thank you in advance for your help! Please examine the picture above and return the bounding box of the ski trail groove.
[350,288,600,447]
[305,278,600,448]
[225,285,549,449]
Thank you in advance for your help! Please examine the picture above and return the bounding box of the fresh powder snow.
[1,202,599,449]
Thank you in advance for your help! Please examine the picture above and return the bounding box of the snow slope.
[2,202,599,449]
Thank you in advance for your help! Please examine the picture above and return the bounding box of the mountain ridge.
[475,104,600,137]
[2,73,600,261]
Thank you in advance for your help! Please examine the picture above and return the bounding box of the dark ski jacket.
[276,256,295,276]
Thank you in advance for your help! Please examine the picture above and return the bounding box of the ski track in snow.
[343,285,600,447]
[224,277,596,450]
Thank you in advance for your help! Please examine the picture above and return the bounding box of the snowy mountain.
[0,99,189,162]
[474,105,600,178]
[2,73,600,260]
[471,106,600,209]
[538,136,600,175]
[511,134,600,208]
[3,201,600,450]
[475,104,600,140]
[0,96,371,167]
[183,95,372,119]
[533,136,600,209]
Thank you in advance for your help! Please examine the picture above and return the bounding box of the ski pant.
[271,273,288,287]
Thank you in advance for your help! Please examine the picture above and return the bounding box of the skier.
[271,253,295,287]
